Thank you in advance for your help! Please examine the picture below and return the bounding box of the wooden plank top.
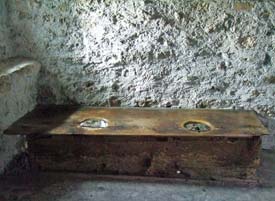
[4,105,269,138]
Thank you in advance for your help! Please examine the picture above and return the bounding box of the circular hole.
[80,118,108,129]
[183,121,211,132]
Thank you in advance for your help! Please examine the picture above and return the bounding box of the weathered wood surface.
[3,105,268,183]
[28,135,261,181]
[4,105,268,137]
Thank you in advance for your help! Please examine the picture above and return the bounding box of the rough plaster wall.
[0,0,14,60]
[0,58,40,173]
[6,0,275,148]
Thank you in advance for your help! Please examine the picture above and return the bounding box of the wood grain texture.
[27,135,261,181]
[4,105,268,137]
[4,105,267,183]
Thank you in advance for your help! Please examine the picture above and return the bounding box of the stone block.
[0,58,40,173]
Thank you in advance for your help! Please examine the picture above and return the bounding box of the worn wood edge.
[4,133,269,138]
[28,171,268,188]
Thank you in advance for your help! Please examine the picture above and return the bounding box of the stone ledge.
[260,116,275,151]
[0,57,40,77]
[0,57,40,174]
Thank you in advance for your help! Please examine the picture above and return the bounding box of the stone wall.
[4,0,275,148]
[0,0,14,60]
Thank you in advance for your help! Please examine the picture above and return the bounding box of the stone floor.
[0,151,274,201]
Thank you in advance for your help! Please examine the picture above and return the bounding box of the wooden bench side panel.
[27,136,261,180]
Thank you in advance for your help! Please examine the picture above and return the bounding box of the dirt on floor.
[0,151,274,201]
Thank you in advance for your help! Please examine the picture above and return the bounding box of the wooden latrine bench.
[4,105,268,185]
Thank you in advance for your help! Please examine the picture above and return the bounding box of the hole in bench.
[80,118,108,129]
[183,121,211,132]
